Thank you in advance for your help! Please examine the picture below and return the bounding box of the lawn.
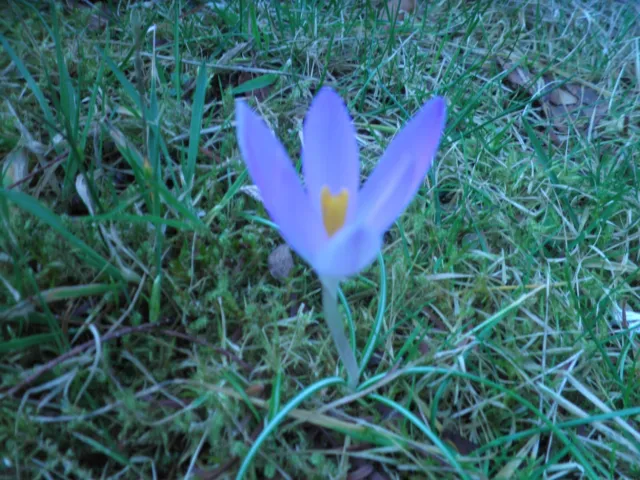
[1,0,639,479]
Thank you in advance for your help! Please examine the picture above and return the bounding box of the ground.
[1,0,640,479]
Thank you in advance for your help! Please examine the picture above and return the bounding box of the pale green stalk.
[321,277,359,390]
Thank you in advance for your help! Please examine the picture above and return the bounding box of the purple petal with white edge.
[235,100,327,261]
[357,96,446,233]
[302,87,360,221]
[312,224,381,278]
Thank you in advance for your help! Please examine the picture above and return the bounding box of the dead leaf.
[423,307,448,332]
[68,0,113,31]
[244,383,264,396]
[547,86,578,106]
[542,84,607,142]
[497,57,608,145]
[2,148,29,189]
[268,244,294,280]
[497,57,542,92]
[88,13,109,31]
[75,174,95,216]
[347,464,374,480]
[504,64,533,89]
[611,302,640,339]
[370,474,391,480]
[442,429,481,455]
[379,0,416,22]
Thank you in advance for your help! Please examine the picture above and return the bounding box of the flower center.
[320,186,348,237]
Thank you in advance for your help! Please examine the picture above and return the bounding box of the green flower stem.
[321,278,359,390]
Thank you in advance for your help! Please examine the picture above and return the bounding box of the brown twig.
[4,322,250,397]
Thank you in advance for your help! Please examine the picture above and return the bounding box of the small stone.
[268,244,294,280]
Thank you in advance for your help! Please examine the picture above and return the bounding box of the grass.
[1,0,639,478]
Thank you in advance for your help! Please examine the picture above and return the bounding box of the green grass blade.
[157,182,207,233]
[222,371,262,421]
[521,118,579,230]
[97,46,143,114]
[52,6,77,135]
[71,432,131,468]
[477,406,640,454]
[0,189,124,281]
[231,74,278,95]
[75,210,197,231]
[268,368,282,421]
[149,274,161,323]
[236,376,344,479]
[0,333,59,354]
[337,286,356,353]
[360,366,601,480]
[359,252,386,374]
[0,33,56,132]
[184,61,208,193]
[369,393,471,480]
[205,169,248,227]
[79,62,105,152]
[172,1,182,101]
[0,283,119,322]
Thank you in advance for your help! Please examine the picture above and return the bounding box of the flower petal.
[312,224,381,278]
[235,100,327,260]
[302,87,360,222]
[358,96,446,233]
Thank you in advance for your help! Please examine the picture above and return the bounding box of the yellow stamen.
[320,186,348,236]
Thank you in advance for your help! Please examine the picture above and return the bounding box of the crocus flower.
[235,87,446,281]
[236,88,446,389]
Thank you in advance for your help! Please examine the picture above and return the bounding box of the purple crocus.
[236,88,445,279]
[236,88,446,280]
